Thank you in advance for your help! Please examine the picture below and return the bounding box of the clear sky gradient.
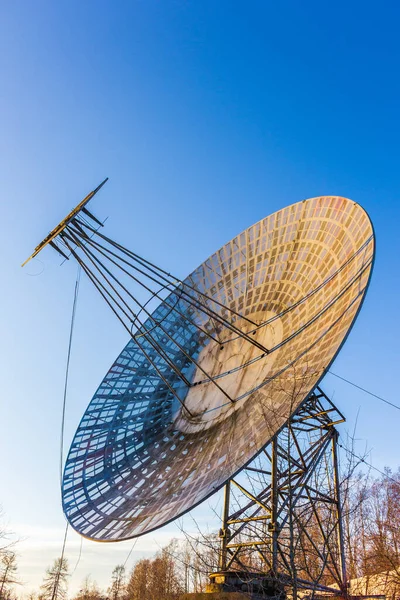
[1,1,400,595]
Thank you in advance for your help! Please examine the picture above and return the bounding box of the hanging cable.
[53,270,81,590]
[328,371,400,412]
[338,443,400,486]
[60,266,81,484]
[123,538,138,569]
[71,536,83,575]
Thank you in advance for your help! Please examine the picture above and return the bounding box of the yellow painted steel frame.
[215,387,347,597]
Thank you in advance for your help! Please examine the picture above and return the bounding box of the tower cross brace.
[208,387,347,598]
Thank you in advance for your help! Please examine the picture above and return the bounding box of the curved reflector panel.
[62,196,374,541]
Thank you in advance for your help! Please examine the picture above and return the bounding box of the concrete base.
[206,571,285,598]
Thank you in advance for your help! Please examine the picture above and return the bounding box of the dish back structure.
[23,186,374,547]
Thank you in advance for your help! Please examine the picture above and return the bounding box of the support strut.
[209,386,347,597]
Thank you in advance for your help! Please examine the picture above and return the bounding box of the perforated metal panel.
[62,196,374,540]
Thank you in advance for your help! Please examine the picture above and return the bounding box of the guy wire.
[328,371,400,412]
[338,443,400,487]
[71,536,83,575]
[60,266,81,485]
[56,268,81,590]
[123,538,139,569]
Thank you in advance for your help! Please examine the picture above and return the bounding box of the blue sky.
[1,0,400,595]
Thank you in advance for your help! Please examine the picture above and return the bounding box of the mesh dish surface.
[62,196,375,540]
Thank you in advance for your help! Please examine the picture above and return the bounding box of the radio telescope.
[23,183,374,593]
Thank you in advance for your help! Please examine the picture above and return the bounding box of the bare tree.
[125,559,150,600]
[359,469,400,598]
[73,575,104,600]
[147,541,183,600]
[108,566,125,600]
[125,541,184,600]
[0,552,18,600]
[0,509,18,560]
[40,558,69,600]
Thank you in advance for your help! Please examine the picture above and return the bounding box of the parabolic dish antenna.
[24,190,375,541]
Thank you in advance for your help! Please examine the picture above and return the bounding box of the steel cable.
[328,371,400,412]
[60,266,81,484]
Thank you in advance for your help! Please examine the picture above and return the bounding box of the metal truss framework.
[212,387,347,597]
